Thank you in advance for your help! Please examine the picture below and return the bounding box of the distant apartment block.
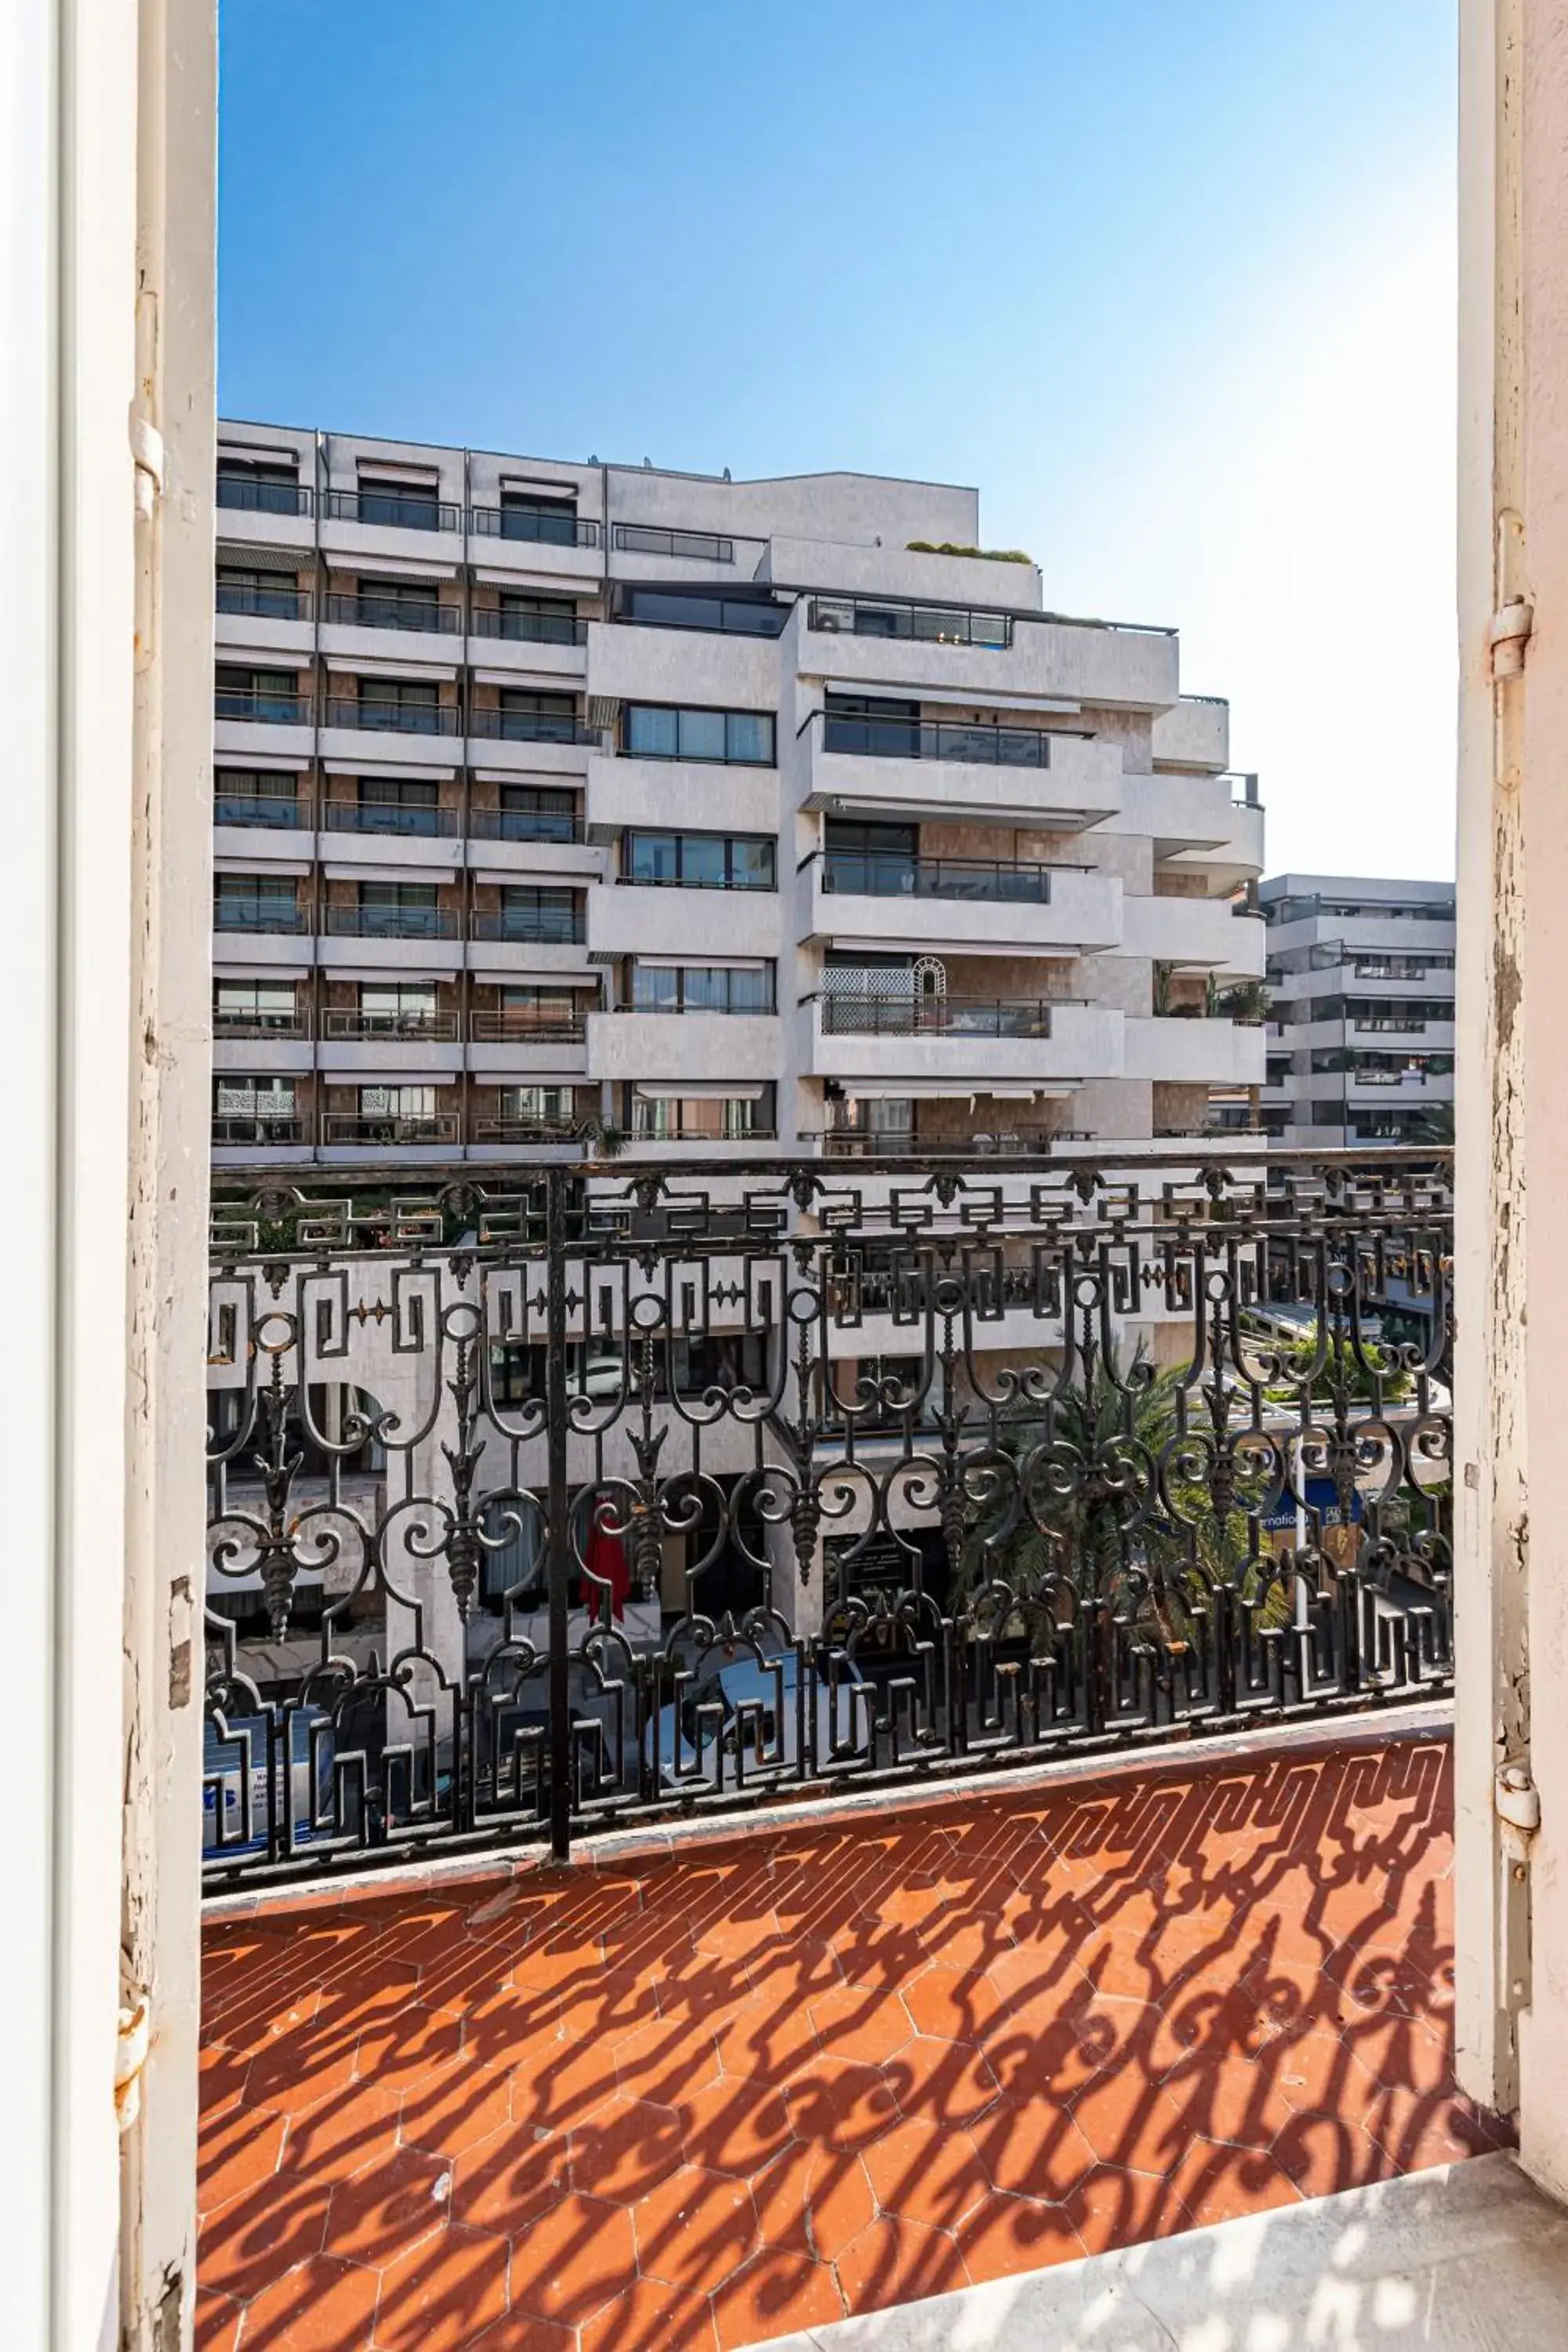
[209,423,1265,1166]
[1259,874,1456,1146]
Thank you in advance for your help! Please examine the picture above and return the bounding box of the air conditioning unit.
[813,600,853,633]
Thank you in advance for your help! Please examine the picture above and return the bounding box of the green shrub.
[906,540,1034,564]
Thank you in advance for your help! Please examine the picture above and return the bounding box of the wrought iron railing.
[203,1149,1454,1891]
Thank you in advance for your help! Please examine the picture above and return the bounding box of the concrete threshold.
[737,2155,1568,2352]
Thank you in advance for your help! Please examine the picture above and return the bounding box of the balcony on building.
[469,883,590,978]
[468,981,594,1079]
[315,979,465,1078]
[800,837,1120,957]
[802,691,1125,830]
[587,959,780,1087]
[212,768,316,872]
[590,826,783,963]
[212,662,314,762]
[212,872,313,956]
[466,488,605,586]
[210,978,314,1080]
[801,977,1122,1094]
[1153,1081,1265,1140]
[818,1092,1090,1156]
[466,686,600,774]
[318,572,464,668]
[319,675,463,770]
[318,1078,462,1156]
[789,576,1179,712]
[615,1079,779,1154]
[318,880,465,974]
[468,1081,591,1153]
[214,557,314,659]
[318,473,465,568]
[467,587,591,682]
[209,1070,314,1162]
[1123,769,1266,895]
[214,454,314,550]
[584,695,781,842]
[317,777,466,887]
[466,781,600,881]
[1123,881,1268,979]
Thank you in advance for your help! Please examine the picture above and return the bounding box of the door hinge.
[1496,1763,1541,1866]
[115,1996,151,2131]
[129,408,165,522]
[1490,598,1534,681]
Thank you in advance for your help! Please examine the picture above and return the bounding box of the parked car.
[645,1650,870,1789]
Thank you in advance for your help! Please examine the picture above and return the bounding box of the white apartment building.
[210,423,1265,1166]
[1259,874,1457,1147]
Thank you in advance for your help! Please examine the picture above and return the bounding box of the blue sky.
[219,1,1458,877]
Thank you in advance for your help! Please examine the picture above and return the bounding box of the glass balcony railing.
[468,709,599,746]
[216,476,312,516]
[469,606,588,645]
[216,582,311,620]
[612,523,734,563]
[467,808,586,844]
[806,595,1012,648]
[469,1009,588,1044]
[321,1112,461,1145]
[212,901,310,934]
[819,851,1054,903]
[212,1011,310,1039]
[321,800,459,838]
[321,593,461,633]
[821,1127,1070,1157]
[214,688,311,724]
[322,696,460,736]
[818,996,1055,1038]
[468,506,601,547]
[322,488,461,532]
[470,1116,581,1145]
[320,1010,460,1042]
[211,1113,307,1145]
[323,905,461,941]
[213,788,308,829]
[470,909,585,945]
[820,713,1054,768]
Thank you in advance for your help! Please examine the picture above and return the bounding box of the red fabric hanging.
[586,1517,631,1619]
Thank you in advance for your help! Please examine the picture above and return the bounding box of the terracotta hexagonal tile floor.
[199,1731,1508,2350]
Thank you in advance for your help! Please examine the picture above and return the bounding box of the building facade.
[210,422,1265,1167]
[1259,873,1457,1146]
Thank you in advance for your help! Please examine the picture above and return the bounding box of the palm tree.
[1403,1102,1454,1147]
[954,1346,1288,1651]
[575,1110,627,1160]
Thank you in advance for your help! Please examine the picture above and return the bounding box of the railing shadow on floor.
[196,1733,1508,2352]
